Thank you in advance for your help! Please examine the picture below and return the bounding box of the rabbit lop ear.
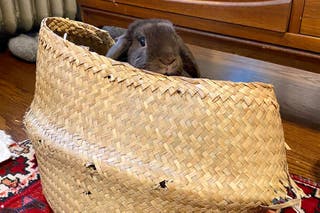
[177,36,200,78]
[106,34,130,59]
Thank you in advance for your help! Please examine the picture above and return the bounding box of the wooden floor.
[0,50,35,141]
[0,49,319,182]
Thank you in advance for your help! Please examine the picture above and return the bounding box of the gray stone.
[8,34,38,62]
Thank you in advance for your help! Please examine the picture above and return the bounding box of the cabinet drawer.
[82,0,292,32]
[300,0,320,37]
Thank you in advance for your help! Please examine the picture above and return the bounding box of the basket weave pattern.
[24,17,304,212]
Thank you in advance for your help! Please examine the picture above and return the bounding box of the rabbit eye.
[138,36,146,47]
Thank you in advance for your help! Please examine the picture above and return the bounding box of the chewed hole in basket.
[24,17,306,212]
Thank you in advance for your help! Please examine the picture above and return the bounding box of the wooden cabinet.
[101,0,292,32]
[301,0,320,37]
[78,0,320,59]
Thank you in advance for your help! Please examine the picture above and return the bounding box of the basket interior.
[46,18,114,55]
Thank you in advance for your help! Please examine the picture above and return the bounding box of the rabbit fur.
[106,19,200,78]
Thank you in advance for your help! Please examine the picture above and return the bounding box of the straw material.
[24,17,305,212]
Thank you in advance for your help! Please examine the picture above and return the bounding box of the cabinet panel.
[301,0,320,37]
[81,0,292,32]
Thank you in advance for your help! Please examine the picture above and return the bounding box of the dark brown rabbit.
[106,19,200,78]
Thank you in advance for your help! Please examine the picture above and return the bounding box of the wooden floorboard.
[0,49,319,182]
[0,50,35,141]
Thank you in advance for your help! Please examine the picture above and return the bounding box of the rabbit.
[106,19,200,78]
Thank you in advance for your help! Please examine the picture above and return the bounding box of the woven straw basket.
[24,17,305,212]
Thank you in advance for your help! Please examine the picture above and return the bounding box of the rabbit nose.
[160,57,176,66]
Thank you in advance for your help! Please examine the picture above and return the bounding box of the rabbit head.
[106,19,200,78]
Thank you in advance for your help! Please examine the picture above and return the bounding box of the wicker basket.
[24,17,305,212]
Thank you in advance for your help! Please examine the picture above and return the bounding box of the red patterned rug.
[0,140,52,212]
[0,139,319,212]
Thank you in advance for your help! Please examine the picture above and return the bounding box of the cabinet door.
[109,0,292,32]
[300,0,320,37]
